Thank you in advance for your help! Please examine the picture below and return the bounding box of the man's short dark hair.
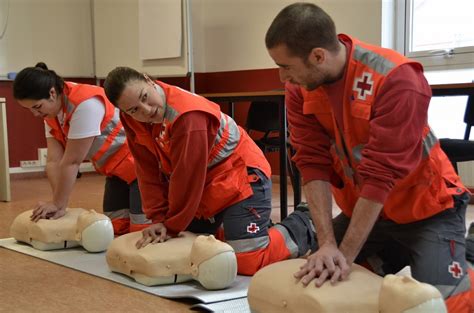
[265,2,339,58]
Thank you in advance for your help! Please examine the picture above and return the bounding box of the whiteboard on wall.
[139,0,182,60]
[0,0,94,77]
[94,0,189,78]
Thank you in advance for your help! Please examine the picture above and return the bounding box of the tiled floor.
[1,173,473,312]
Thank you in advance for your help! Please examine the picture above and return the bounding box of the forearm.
[303,180,335,246]
[338,197,383,264]
[51,161,81,210]
[46,160,61,193]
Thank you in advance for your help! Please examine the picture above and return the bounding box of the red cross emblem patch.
[353,72,374,100]
[448,261,463,279]
[246,222,260,234]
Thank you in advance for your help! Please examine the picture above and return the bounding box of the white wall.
[0,0,385,77]
[193,0,383,73]
[0,0,93,77]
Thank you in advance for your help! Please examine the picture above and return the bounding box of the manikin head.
[190,235,237,290]
[379,275,446,313]
[104,66,166,124]
[76,209,114,252]
[13,62,64,119]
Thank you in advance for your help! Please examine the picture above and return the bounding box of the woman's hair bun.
[35,62,49,70]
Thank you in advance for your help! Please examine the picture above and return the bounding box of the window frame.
[396,0,474,70]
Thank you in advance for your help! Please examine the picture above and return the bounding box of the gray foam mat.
[0,237,250,306]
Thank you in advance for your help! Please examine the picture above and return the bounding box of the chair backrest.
[463,94,474,140]
[245,101,281,133]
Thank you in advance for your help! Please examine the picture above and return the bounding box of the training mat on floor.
[0,238,250,304]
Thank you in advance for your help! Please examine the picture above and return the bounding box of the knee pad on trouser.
[444,268,474,313]
[278,210,317,257]
[235,227,293,276]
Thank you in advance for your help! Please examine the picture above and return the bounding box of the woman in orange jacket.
[103,66,316,275]
[13,63,150,235]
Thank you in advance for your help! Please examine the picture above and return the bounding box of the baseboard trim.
[9,162,95,178]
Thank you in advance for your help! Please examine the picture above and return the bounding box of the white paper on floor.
[0,237,251,308]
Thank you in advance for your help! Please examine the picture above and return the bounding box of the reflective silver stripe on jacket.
[64,97,76,114]
[89,107,127,168]
[163,102,178,123]
[422,128,438,158]
[161,99,240,168]
[347,128,437,166]
[353,45,396,76]
[226,236,270,253]
[208,113,241,167]
[352,144,364,163]
[332,141,355,180]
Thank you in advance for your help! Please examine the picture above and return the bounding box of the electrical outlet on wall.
[38,148,48,166]
[20,160,41,168]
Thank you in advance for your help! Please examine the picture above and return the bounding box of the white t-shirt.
[45,97,105,139]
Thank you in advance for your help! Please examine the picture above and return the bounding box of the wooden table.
[200,91,298,220]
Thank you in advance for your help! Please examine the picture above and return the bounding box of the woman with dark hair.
[103,66,317,275]
[13,62,150,235]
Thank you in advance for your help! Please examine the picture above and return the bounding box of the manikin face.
[17,87,62,119]
[268,44,330,91]
[116,77,165,124]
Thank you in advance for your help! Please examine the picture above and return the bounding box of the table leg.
[228,102,235,119]
[279,98,288,220]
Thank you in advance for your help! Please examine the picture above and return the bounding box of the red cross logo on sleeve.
[247,222,260,234]
[448,261,463,279]
[353,72,374,100]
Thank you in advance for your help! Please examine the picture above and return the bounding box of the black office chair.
[439,94,474,173]
[245,101,301,207]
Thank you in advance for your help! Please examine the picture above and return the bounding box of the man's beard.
[304,72,342,91]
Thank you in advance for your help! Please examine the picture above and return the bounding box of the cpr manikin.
[10,208,114,252]
[106,231,237,290]
[248,259,446,313]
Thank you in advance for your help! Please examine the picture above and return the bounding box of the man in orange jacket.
[265,3,473,312]
[103,66,317,275]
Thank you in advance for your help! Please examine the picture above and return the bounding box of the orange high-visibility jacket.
[301,34,467,223]
[121,81,271,219]
[45,82,136,183]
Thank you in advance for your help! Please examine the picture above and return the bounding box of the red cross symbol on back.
[353,72,374,100]
[448,261,463,279]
